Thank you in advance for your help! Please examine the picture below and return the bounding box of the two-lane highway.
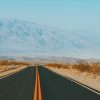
[0,66,100,100]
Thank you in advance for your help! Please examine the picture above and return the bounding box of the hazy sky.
[0,0,100,32]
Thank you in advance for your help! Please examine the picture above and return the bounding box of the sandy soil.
[47,67,100,91]
[0,65,28,78]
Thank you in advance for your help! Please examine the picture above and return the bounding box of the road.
[38,66,100,100]
[0,66,100,100]
[0,67,36,100]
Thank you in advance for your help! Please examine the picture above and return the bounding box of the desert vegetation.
[46,63,70,69]
[0,60,30,73]
[46,61,100,75]
[46,61,100,91]
[72,61,100,75]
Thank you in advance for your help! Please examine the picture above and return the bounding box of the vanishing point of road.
[0,66,100,100]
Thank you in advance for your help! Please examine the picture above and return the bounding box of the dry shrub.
[0,60,30,66]
[91,63,100,75]
[72,60,100,75]
[46,63,70,69]
[46,61,100,75]
[72,61,91,72]
[46,63,61,68]
[0,60,8,66]
[0,60,30,72]
[60,64,70,69]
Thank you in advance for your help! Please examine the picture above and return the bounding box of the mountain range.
[0,19,100,58]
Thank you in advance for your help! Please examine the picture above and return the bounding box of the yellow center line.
[33,67,42,100]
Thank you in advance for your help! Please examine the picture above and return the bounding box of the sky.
[0,0,100,32]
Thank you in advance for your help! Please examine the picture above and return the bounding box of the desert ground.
[0,59,100,91]
[46,62,100,91]
[0,60,30,78]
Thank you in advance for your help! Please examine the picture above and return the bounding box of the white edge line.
[46,67,100,95]
[64,76,100,95]
[0,67,27,79]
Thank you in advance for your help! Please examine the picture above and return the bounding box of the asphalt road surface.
[0,66,100,100]
[39,66,100,100]
[0,67,36,100]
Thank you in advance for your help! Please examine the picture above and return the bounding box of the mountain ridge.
[0,19,100,58]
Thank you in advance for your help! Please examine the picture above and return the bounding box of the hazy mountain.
[0,19,100,58]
